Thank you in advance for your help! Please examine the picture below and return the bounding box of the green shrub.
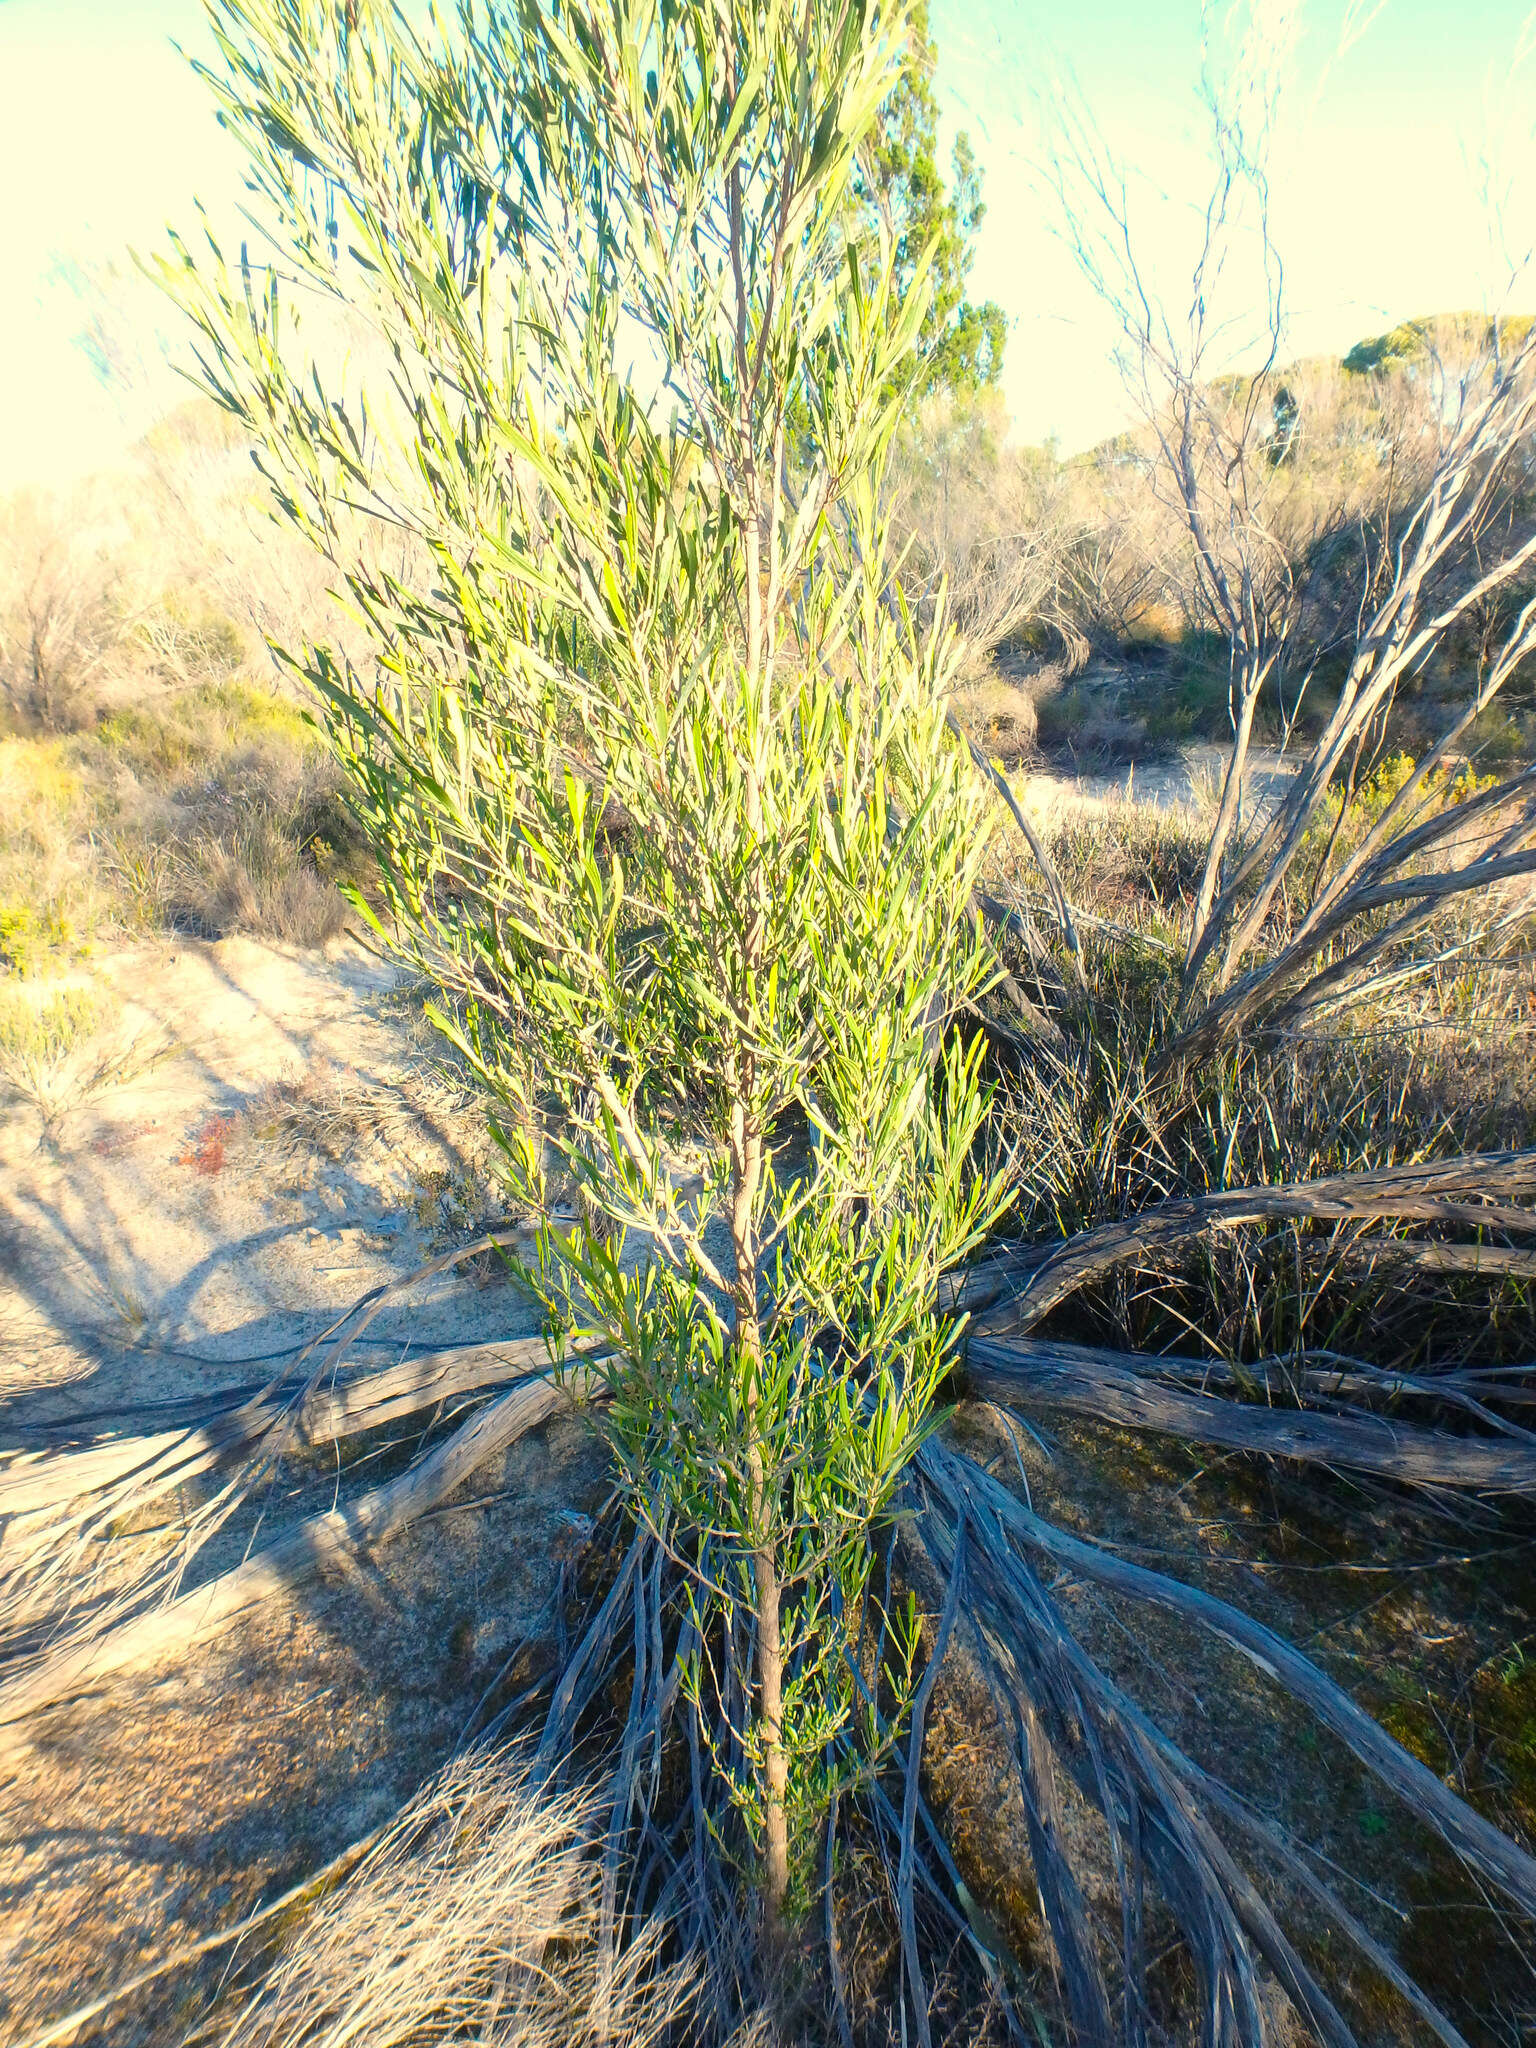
[95,679,312,780]
[0,902,81,977]
[171,0,1010,1932]
[1468,706,1529,765]
[0,982,100,1068]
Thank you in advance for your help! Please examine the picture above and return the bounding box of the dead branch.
[0,1370,595,1741]
[1047,11,1536,1051]
[919,1434,1536,1920]
[1169,771,1536,1060]
[949,711,1085,973]
[965,1335,1536,1493]
[0,1337,575,1522]
[957,1149,1536,1332]
[1180,333,1536,1013]
[911,1442,1369,2048]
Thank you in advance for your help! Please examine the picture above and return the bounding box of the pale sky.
[0,0,1533,490]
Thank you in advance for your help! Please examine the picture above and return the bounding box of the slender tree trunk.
[730,1105,789,1936]
[1183,647,1270,993]
[730,478,788,1929]
[751,1443,790,1930]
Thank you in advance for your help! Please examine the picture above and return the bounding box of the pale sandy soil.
[0,936,600,2047]
[1026,745,1296,818]
[0,934,529,1415]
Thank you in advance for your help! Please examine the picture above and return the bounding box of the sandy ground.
[0,934,534,1416]
[1029,744,1298,817]
[0,936,600,2046]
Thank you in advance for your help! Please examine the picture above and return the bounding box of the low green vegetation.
[0,981,101,1077]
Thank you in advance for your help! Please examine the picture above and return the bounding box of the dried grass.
[1,627,365,959]
[0,491,127,733]
[177,828,351,948]
[210,1750,699,2048]
[229,1057,500,1240]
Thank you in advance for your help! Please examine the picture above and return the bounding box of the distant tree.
[858,1,1005,399]
[1343,310,1535,378]
[1265,380,1299,464]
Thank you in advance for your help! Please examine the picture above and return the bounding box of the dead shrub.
[236,1058,488,1173]
[0,497,125,734]
[888,394,1092,676]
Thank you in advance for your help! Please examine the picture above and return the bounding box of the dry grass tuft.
[237,1060,478,1162]
[212,1751,701,2048]
[948,671,1040,769]
[0,981,173,1135]
[178,826,351,948]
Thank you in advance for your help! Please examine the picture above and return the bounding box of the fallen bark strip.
[957,1149,1536,1330]
[9,1379,265,1443]
[914,1470,1358,2048]
[1166,1763,1473,2048]
[1341,1240,1536,1279]
[976,1467,1476,2048]
[0,1337,574,1521]
[0,1368,597,1740]
[920,1438,1536,1921]
[0,1219,551,1512]
[965,1335,1536,1493]
[1093,1347,1536,1437]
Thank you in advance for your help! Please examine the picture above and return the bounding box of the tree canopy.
[859,0,1005,399]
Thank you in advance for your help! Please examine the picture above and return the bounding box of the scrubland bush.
[0,678,363,966]
[0,378,440,969]
[0,982,102,1090]
[946,668,1039,764]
